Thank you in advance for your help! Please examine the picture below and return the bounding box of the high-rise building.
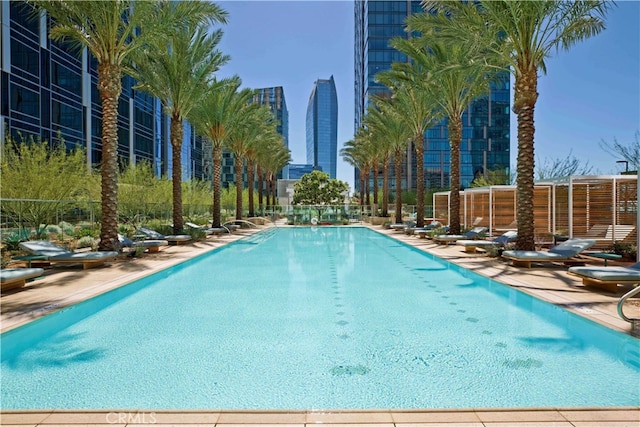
[215,86,290,188]
[253,87,289,181]
[354,0,510,191]
[1,0,204,181]
[306,75,338,179]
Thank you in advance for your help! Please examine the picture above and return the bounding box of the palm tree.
[341,139,366,208]
[246,118,281,218]
[421,0,611,249]
[129,16,228,234]
[377,57,444,229]
[369,99,413,224]
[226,101,273,221]
[261,141,291,210]
[31,0,225,250]
[190,77,249,227]
[389,34,494,234]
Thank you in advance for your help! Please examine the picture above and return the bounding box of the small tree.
[118,162,169,226]
[470,168,512,187]
[536,150,595,180]
[599,131,640,169]
[0,136,96,235]
[292,171,348,205]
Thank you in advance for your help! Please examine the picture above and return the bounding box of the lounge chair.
[410,221,443,236]
[501,238,596,268]
[457,230,517,253]
[1,267,44,292]
[118,234,168,253]
[568,262,640,293]
[432,227,488,245]
[390,220,415,232]
[136,227,192,245]
[18,241,118,269]
[185,222,225,236]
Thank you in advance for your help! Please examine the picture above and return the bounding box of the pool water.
[1,227,639,409]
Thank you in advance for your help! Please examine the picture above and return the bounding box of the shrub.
[609,241,637,260]
[76,236,97,250]
[1,229,32,251]
[46,225,62,235]
[187,228,207,241]
[58,221,75,236]
[74,226,98,239]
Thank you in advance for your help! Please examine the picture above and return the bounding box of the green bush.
[58,221,75,236]
[187,228,207,241]
[46,225,62,235]
[1,229,32,251]
[609,241,637,260]
[74,226,98,239]
[76,236,97,249]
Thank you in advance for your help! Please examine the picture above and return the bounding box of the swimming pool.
[1,227,639,409]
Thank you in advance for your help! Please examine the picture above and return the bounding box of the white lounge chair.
[501,238,596,268]
[457,231,517,253]
[568,261,640,293]
[433,227,488,245]
[18,241,118,269]
[185,222,225,236]
[118,234,168,253]
[1,267,44,292]
[136,227,192,245]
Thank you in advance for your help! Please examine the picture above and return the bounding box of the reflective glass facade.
[1,0,204,181]
[354,0,511,191]
[288,163,315,180]
[306,75,338,179]
[216,86,288,188]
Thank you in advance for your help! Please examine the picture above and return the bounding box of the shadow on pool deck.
[1,224,638,425]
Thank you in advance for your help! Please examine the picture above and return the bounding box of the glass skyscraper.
[306,75,338,179]
[1,0,204,181]
[354,0,510,191]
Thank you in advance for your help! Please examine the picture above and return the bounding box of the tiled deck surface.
[1,224,639,426]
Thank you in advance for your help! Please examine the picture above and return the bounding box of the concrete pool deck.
[1,224,639,426]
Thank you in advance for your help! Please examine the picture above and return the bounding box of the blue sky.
[216,0,640,189]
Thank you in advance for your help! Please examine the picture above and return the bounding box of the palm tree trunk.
[372,159,379,210]
[449,116,462,235]
[382,155,390,217]
[170,114,184,234]
[234,154,243,220]
[247,159,255,217]
[364,167,371,207]
[271,177,276,207]
[257,165,264,214]
[212,143,222,227]
[265,174,271,210]
[415,134,425,228]
[97,63,121,252]
[394,149,403,224]
[359,169,365,206]
[514,68,538,251]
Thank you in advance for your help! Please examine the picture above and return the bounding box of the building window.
[52,61,82,94]
[10,84,39,118]
[10,39,39,78]
[51,100,82,130]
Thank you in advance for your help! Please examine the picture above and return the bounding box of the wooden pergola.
[433,175,638,248]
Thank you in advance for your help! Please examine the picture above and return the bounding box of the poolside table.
[12,254,48,268]
[586,252,622,267]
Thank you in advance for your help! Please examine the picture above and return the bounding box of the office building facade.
[306,75,338,179]
[354,0,510,191]
[1,0,205,182]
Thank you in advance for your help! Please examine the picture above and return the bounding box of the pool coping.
[1,407,639,425]
[1,224,639,425]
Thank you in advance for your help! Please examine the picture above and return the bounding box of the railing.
[618,285,640,337]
